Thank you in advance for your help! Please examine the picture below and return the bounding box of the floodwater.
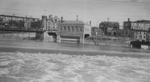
[0,33,150,82]
[0,52,150,82]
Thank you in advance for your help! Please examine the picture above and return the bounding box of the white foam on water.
[0,52,150,82]
[0,61,11,66]
[0,68,9,75]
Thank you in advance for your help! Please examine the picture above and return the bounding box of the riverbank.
[0,39,150,58]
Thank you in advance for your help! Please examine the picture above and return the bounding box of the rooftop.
[133,20,150,23]
[60,20,84,24]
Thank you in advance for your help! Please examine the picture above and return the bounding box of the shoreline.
[0,45,150,58]
[0,39,149,58]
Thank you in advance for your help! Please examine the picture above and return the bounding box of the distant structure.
[98,19,135,38]
[123,18,132,30]
[99,21,119,36]
[57,18,91,43]
[0,14,39,30]
[39,15,91,43]
[118,18,133,38]
[41,15,60,31]
[91,27,104,37]
[116,29,133,38]
[131,20,150,41]
[47,15,60,31]
[39,15,60,41]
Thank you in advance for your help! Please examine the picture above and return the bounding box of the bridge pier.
[35,31,58,42]
[35,31,44,40]
[56,35,61,43]
[79,37,84,44]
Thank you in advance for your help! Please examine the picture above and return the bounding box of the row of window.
[132,26,149,30]
[137,32,147,35]
[131,23,150,30]
[136,35,146,39]
[136,32,147,39]
[60,26,83,32]
[132,23,150,27]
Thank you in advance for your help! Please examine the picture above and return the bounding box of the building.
[41,15,60,31]
[57,19,91,43]
[121,18,133,38]
[123,18,132,30]
[131,20,150,41]
[99,21,119,36]
[117,29,133,38]
[38,15,60,41]
[91,27,104,37]
[47,15,59,31]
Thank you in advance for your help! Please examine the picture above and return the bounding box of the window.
[68,26,70,31]
[72,26,74,32]
[76,26,78,32]
[60,27,63,31]
[80,27,83,32]
[144,36,146,39]
[64,26,66,30]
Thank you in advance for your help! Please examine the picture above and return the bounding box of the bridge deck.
[0,28,45,32]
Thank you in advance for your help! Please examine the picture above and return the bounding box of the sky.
[0,0,150,26]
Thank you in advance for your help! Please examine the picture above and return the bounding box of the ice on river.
[0,52,150,82]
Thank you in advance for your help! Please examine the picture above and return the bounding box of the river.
[0,52,150,82]
[0,33,150,82]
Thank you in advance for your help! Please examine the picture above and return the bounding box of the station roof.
[133,20,150,23]
[60,20,84,25]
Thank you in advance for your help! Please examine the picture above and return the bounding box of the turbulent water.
[0,52,150,82]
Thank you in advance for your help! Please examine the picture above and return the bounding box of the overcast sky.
[0,0,150,26]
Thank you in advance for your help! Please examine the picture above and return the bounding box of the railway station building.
[57,18,91,43]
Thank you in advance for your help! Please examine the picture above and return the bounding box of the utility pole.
[76,15,79,21]
[82,28,84,48]
[107,17,110,22]
[96,31,98,45]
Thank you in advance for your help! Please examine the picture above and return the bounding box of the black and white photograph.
[0,0,150,82]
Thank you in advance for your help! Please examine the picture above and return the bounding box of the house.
[99,21,119,36]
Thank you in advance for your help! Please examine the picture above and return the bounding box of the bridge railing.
[0,27,44,32]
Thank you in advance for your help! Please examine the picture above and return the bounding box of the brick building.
[99,21,119,36]
[123,18,132,30]
[121,18,133,38]
[131,20,150,41]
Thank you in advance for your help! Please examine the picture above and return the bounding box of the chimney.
[128,18,130,22]
[89,21,92,25]
[42,16,47,30]
[61,16,63,23]
[107,17,110,22]
[49,14,52,19]
[76,15,78,21]
[42,16,47,20]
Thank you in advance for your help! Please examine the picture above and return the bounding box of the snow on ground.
[0,52,150,82]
